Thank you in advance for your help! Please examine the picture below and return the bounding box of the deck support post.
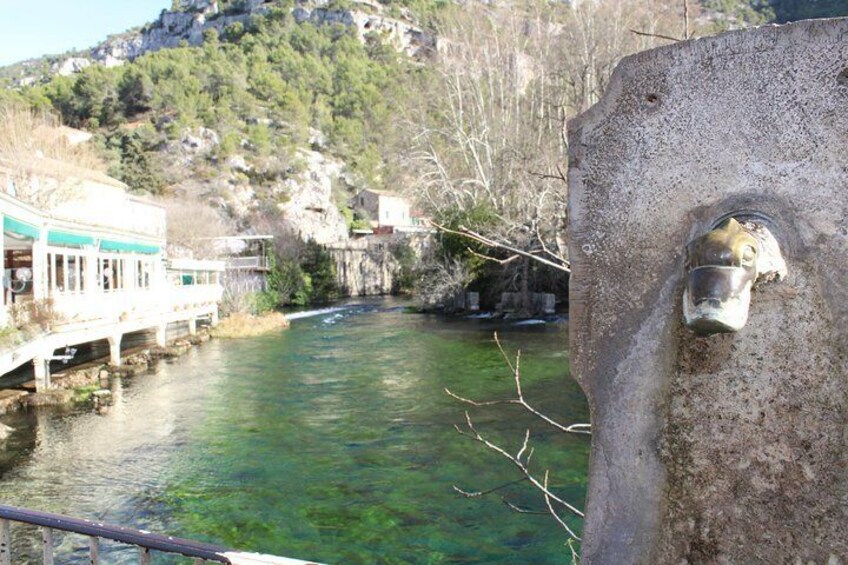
[33,355,51,392]
[107,334,122,366]
[155,324,167,347]
[210,309,219,328]
[188,318,197,336]
[0,518,11,565]
[32,228,48,300]
[0,214,6,329]
[41,527,54,565]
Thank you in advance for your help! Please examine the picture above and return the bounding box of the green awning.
[100,239,160,254]
[3,216,40,239]
[48,230,95,247]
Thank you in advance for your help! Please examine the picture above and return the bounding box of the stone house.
[353,189,427,232]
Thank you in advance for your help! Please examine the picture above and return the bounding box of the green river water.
[0,299,589,564]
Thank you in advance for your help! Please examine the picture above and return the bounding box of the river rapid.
[0,298,589,564]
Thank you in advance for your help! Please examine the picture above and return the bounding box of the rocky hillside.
[2,0,434,87]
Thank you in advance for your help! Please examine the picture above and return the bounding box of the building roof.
[356,188,404,197]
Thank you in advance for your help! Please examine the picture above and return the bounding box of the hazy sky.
[0,0,171,66]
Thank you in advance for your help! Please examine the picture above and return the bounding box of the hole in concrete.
[838,68,848,86]
[645,93,659,106]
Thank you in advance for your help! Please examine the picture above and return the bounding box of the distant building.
[208,235,274,296]
[352,189,430,234]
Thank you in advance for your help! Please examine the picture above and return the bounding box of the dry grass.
[210,312,290,338]
[0,102,105,172]
[0,102,112,209]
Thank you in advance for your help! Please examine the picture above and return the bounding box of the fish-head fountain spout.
[683,217,787,335]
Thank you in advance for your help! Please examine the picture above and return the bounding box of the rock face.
[79,0,433,70]
[91,10,256,63]
[567,18,848,564]
[329,238,398,296]
[293,4,435,58]
[276,149,349,245]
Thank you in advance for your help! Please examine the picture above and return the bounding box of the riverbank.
[0,328,213,416]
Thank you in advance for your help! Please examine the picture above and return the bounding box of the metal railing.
[0,504,244,564]
[225,257,268,270]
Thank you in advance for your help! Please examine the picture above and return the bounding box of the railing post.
[140,546,151,565]
[42,527,54,565]
[0,519,11,565]
[89,536,99,564]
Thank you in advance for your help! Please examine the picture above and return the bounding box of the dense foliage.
[13,3,412,192]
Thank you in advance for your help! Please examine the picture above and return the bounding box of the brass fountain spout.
[683,217,787,335]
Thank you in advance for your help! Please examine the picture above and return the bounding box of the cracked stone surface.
[567,18,848,564]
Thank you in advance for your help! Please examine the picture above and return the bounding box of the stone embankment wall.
[328,234,427,297]
[568,18,848,564]
[329,237,399,297]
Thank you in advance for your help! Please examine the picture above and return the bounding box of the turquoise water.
[0,299,589,564]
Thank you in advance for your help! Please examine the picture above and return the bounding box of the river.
[0,298,589,564]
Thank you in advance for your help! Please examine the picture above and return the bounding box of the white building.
[353,189,429,233]
[1,156,223,390]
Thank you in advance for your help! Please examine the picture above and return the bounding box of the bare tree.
[414,252,473,308]
[159,197,235,258]
[405,0,689,285]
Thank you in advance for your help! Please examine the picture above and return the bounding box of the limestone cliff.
[40,0,433,80]
[329,239,398,296]
[275,150,349,246]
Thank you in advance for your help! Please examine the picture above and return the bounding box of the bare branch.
[453,477,529,498]
[566,535,581,564]
[493,331,516,374]
[629,28,683,42]
[466,248,522,266]
[445,387,520,407]
[430,220,571,274]
[455,410,585,522]
[502,498,548,515]
[543,470,582,540]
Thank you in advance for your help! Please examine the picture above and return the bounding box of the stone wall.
[329,237,399,297]
[567,19,848,564]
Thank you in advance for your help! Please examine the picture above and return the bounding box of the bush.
[269,256,311,306]
[250,291,279,314]
[391,241,416,294]
[300,240,339,303]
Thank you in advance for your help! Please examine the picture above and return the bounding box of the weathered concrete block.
[568,18,848,564]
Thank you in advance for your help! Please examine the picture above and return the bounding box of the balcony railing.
[225,257,269,270]
[0,504,320,565]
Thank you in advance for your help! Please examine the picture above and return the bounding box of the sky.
[0,0,171,66]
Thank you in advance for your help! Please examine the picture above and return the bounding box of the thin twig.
[543,470,581,540]
[445,388,520,407]
[566,538,580,564]
[502,498,548,515]
[455,411,585,521]
[467,248,522,266]
[453,477,529,498]
[629,29,683,42]
[430,221,571,273]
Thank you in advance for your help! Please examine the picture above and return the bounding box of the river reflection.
[0,299,589,564]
